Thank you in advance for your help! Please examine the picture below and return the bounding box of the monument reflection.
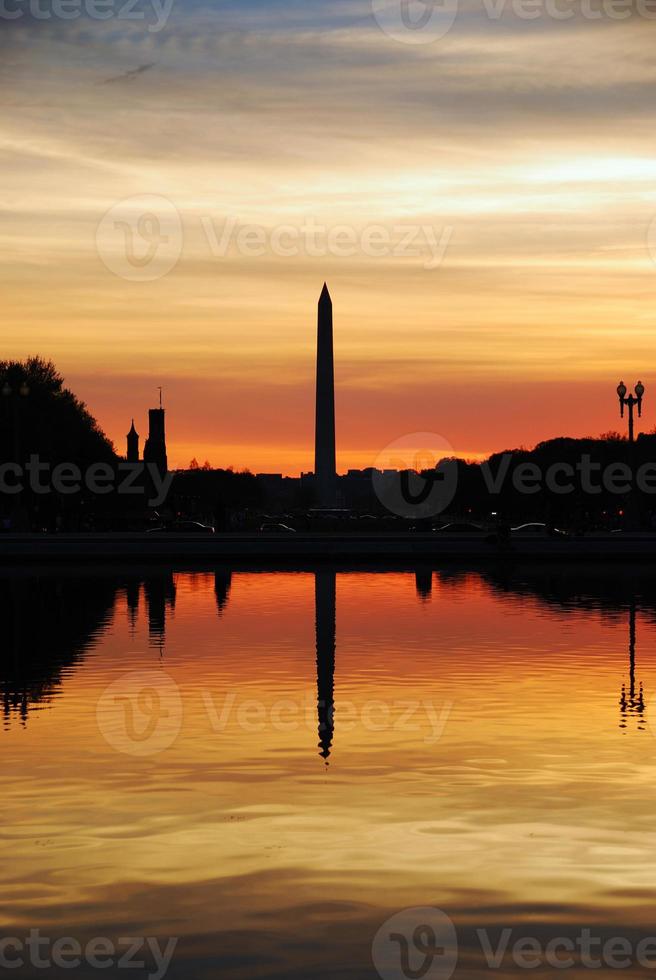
[1,564,652,748]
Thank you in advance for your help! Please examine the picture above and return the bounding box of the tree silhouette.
[0,357,115,467]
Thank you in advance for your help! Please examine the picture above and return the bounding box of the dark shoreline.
[0,531,655,563]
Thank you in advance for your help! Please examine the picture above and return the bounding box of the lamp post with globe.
[617,380,645,444]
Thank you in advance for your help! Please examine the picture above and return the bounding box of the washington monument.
[315,283,337,505]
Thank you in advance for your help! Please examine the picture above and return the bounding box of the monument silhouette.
[315,284,337,506]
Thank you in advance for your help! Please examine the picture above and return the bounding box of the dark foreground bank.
[1,530,656,562]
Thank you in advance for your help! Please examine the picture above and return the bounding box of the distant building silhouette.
[143,407,168,475]
[126,420,140,463]
[315,283,337,506]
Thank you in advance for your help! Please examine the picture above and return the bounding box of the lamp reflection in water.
[619,600,646,731]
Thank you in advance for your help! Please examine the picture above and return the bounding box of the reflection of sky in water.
[3,567,656,978]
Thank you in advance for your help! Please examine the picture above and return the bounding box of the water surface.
[3,565,656,978]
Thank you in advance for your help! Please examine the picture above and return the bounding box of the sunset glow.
[3,5,656,472]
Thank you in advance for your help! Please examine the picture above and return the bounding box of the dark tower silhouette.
[126,420,140,463]
[315,284,336,506]
[143,407,167,475]
[315,569,336,762]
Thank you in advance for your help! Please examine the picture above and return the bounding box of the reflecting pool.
[3,565,656,978]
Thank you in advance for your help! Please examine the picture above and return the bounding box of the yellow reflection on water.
[2,568,656,978]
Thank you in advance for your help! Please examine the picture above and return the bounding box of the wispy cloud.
[100,62,156,85]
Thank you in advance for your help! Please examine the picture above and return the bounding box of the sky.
[2,0,656,473]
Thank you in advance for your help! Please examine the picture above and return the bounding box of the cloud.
[100,62,156,84]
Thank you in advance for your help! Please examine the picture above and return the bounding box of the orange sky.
[3,6,656,473]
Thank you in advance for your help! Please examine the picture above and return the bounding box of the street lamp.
[617,380,645,443]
